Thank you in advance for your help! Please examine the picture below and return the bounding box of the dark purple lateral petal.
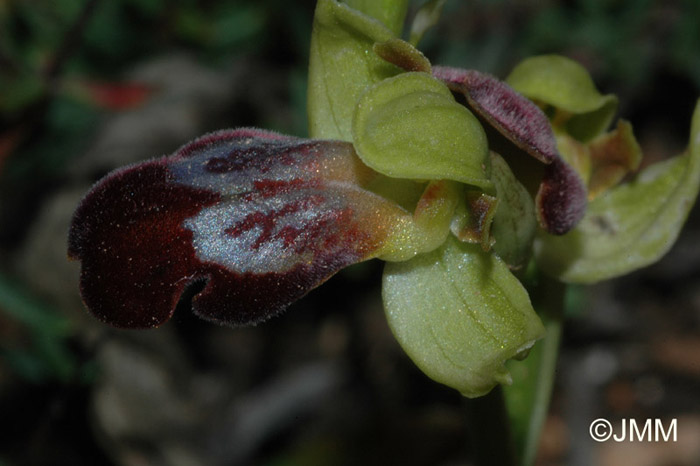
[68,129,399,328]
[433,66,558,164]
[536,158,588,235]
[434,66,587,234]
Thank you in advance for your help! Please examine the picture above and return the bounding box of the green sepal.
[352,71,491,189]
[535,100,700,283]
[506,55,618,142]
[383,235,545,397]
[307,0,398,140]
[342,0,408,36]
[490,152,537,270]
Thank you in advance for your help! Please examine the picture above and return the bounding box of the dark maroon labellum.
[68,129,388,328]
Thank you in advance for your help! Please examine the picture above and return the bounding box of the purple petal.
[434,66,587,234]
[434,66,558,163]
[536,158,588,235]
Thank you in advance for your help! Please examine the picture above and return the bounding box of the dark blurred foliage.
[0,1,699,465]
[0,0,315,242]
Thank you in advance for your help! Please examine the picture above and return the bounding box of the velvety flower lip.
[68,128,409,328]
[433,66,587,234]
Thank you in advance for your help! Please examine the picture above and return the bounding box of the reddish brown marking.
[288,206,355,254]
[202,142,321,175]
[253,179,321,197]
[178,128,296,159]
[204,145,289,174]
[417,181,442,205]
[225,194,329,250]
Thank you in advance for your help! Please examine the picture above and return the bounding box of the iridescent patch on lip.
[68,128,404,328]
[434,66,587,234]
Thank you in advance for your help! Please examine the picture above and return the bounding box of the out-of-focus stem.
[504,275,565,466]
[465,385,517,466]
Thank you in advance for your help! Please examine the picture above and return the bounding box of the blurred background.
[1,0,699,465]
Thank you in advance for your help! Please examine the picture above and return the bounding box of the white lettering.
[612,419,626,442]
[655,418,677,442]
[593,418,677,442]
[629,419,652,442]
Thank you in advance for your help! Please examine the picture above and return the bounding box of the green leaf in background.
[0,72,46,116]
[0,272,77,383]
[490,152,537,270]
[409,0,447,46]
[383,236,545,397]
[307,0,397,140]
[506,55,618,142]
[342,0,408,36]
[174,3,264,50]
[352,71,491,188]
[535,100,700,283]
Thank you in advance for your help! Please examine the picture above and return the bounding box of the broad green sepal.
[535,100,700,283]
[342,0,408,36]
[506,55,618,142]
[490,152,537,270]
[383,236,545,397]
[352,72,491,189]
[308,0,397,140]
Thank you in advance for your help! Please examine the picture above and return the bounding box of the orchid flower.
[68,0,700,399]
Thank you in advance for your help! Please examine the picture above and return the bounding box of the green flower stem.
[343,0,408,36]
[465,386,516,466]
[504,275,565,466]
